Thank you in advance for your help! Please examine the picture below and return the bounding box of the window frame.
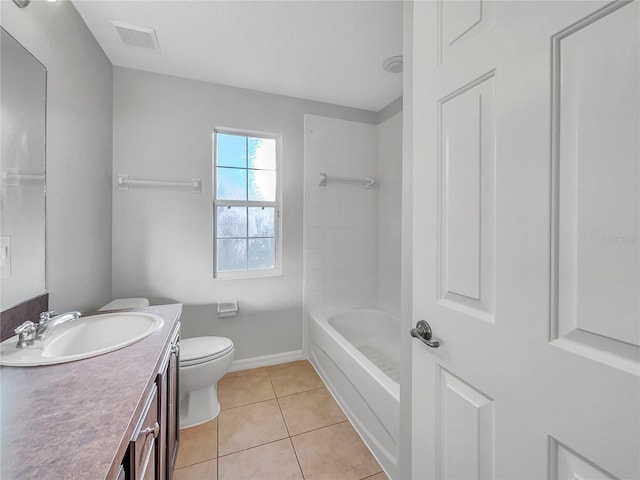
[212,127,282,279]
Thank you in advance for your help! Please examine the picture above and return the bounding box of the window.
[213,129,281,277]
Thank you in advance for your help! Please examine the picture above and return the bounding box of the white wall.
[377,112,403,316]
[112,67,376,360]
[1,0,113,312]
[303,112,402,320]
[303,115,379,313]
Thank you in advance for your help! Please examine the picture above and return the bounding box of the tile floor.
[174,360,388,480]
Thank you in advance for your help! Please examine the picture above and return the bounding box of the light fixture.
[382,55,403,74]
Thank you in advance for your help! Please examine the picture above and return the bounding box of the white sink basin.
[0,312,164,366]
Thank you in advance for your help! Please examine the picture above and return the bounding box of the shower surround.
[303,113,402,316]
[303,112,402,478]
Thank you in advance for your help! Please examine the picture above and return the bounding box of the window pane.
[248,137,276,170]
[217,167,247,200]
[217,133,246,168]
[217,206,247,238]
[248,170,276,201]
[248,238,275,270]
[217,239,247,271]
[248,207,275,237]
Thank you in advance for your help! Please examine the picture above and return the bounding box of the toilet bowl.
[100,299,234,428]
[179,336,234,428]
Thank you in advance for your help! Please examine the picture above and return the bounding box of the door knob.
[410,320,440,348]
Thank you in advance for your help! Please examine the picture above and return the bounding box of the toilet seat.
[180,336,233,367]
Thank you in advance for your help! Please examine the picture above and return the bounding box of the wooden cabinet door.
[167,335,180,478]
[157,329,180,480]
[129,385,159,480]
[156,365,168,480]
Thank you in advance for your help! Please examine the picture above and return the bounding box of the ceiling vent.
[112,21,160,51]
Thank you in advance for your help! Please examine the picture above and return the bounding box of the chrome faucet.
[14,321,37,348]
[35,310,82,341]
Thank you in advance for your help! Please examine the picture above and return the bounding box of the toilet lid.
[180,336,233,366]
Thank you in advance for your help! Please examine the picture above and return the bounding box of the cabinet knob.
[141,422,160,439]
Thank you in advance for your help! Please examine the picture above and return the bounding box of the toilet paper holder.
[217,301,238,318]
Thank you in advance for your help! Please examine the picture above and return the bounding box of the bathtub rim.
[308,307,400,401]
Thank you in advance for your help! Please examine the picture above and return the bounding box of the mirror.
[0,27,47,311]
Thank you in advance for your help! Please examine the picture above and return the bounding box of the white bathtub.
[308,308,400,479]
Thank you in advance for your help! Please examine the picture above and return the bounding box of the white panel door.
[409,1,640,479]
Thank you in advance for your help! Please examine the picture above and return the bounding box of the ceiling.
[72,0,403,112]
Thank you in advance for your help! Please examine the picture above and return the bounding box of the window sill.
[214,269,282,280]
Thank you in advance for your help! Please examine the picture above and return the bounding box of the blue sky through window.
[217,133,246,168]
[215,131,278,272]
[216,133,276,202]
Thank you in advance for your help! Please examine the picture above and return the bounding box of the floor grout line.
[274,386,325,398]
[288,436,306,480]
[220,360,312,382]
[174,456,217,471]
[276,385,326,399]
[219,394,277,412]
[267,363,309,480]
[271,372,307,478]
[219,384,326,413]
[216,434,291,459]
[270,373,292,438]
[180,359,384,479]
[289,419,350,438]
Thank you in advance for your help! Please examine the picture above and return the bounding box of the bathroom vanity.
[0,303,181,480]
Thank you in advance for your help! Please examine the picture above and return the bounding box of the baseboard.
[229,350,305,372]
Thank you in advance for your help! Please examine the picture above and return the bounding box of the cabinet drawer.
[129,384,159,479]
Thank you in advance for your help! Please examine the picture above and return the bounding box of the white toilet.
[179,336,234,428]
[100,298,235,428]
